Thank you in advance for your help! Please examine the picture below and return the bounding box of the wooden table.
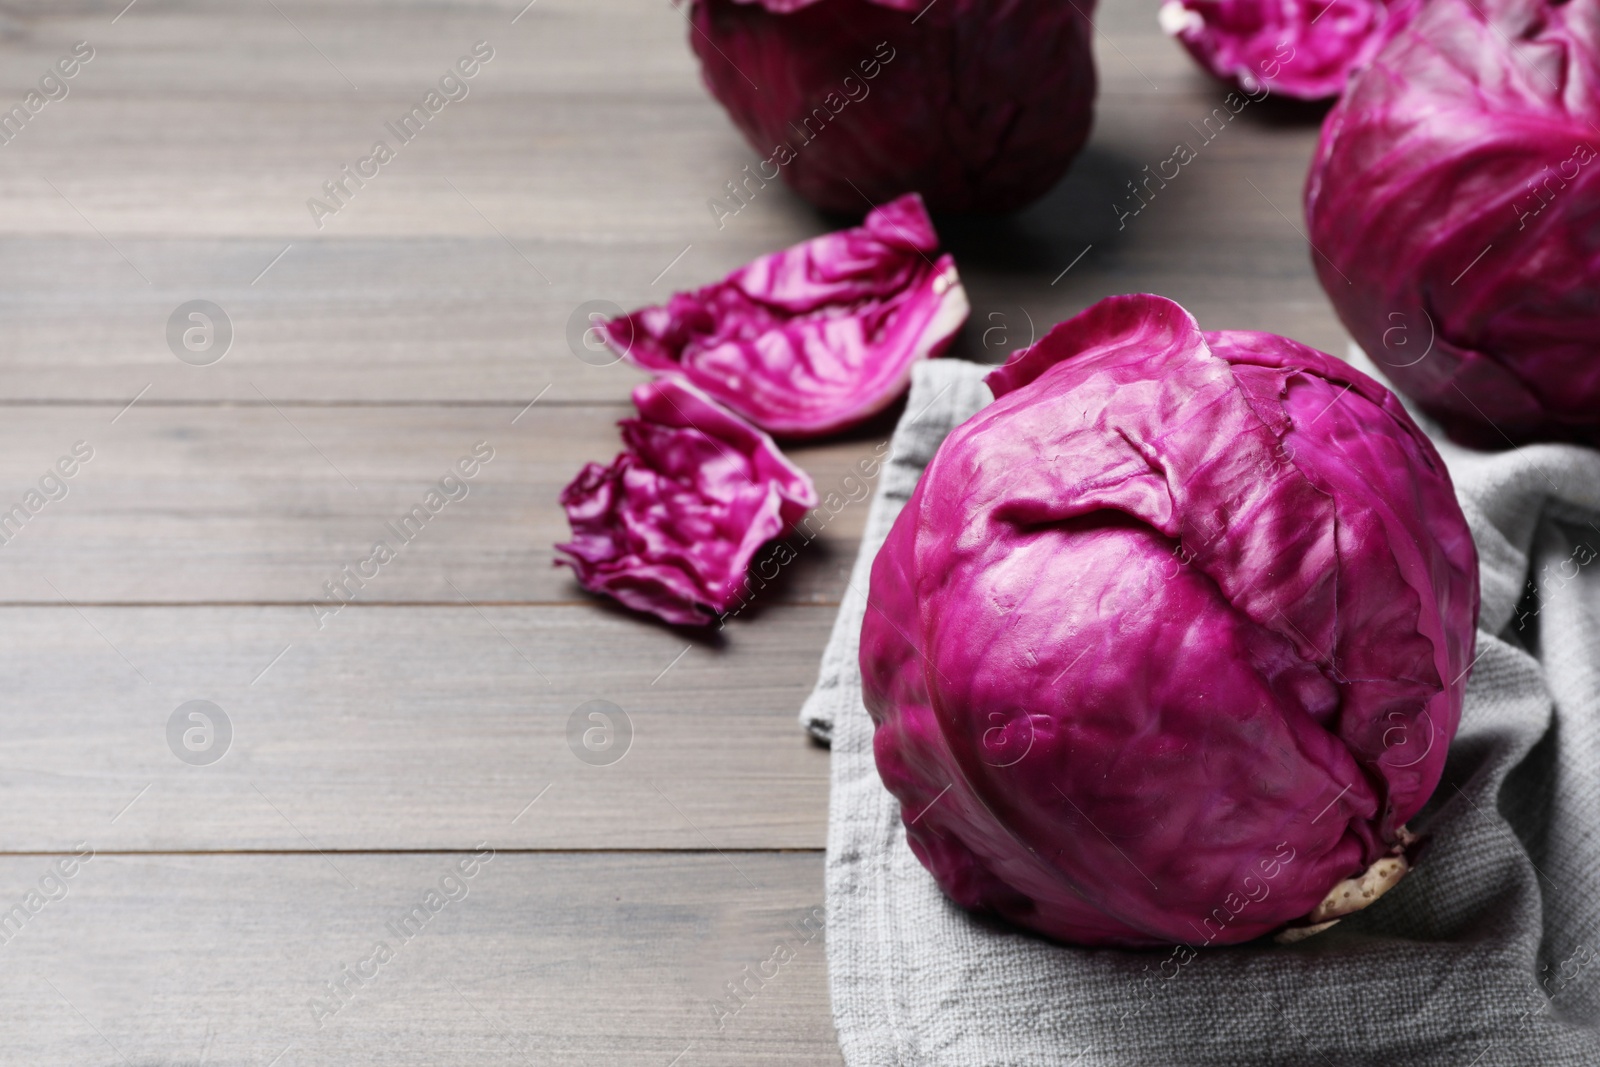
[0,0,1344,1061]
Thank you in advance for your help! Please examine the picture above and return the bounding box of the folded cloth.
[800,353,1600,1066]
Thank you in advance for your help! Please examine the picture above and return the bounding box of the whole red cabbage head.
[604,193,968,439]
[686,0,1097,214]
[861,294,1479,948]
[1160,0,1406,99]
[557,377,817,626]
[1305,0,1600,447]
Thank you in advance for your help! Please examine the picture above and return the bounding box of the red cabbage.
[1160,0,1405,100]
[685,0,1097,213]
[861,294,1479,947]
[1305,0,1600,446]
[556,377,817,626]
[603,194,968,439]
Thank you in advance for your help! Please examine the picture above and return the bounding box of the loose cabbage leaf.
[557,377,818,626]
[604,194,969,439]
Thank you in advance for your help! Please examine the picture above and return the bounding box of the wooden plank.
[0,404,882,605]
[0,0,1348,403]
[0,851,840,1066]
[0,603,835,851]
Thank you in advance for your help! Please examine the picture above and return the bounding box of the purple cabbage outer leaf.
[603,194,969,439]
[556,377,818,627]
[1159,0,1409,100]
[684,0,1097,214]
[860,294,1479,948]
[1305,0,1600,447]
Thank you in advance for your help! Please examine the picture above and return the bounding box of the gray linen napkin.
[801,353,1600,1066]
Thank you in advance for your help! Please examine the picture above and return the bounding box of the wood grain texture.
[0,404,880,605]
[0,603,836,851]
[0,851,839,1066]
